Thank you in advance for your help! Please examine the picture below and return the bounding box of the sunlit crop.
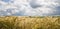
[0,16,60,29]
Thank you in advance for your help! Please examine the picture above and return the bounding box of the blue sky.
[0,0,60,16]
[1,0,10,2]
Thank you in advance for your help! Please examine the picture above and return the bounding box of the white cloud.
[0,0,60,16]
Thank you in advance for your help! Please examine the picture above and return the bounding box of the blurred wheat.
[0,16,60,29]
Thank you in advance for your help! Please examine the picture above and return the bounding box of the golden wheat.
[0,16,60,29]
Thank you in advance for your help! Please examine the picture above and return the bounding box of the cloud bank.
[0,0,60,16]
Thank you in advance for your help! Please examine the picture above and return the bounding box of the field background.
[0,16,60,29]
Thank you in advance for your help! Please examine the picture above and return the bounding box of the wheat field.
[0,16,60,29]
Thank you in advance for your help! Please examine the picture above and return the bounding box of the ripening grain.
[0,16,60,29]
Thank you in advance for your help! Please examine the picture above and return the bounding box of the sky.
[0,0,60,16]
